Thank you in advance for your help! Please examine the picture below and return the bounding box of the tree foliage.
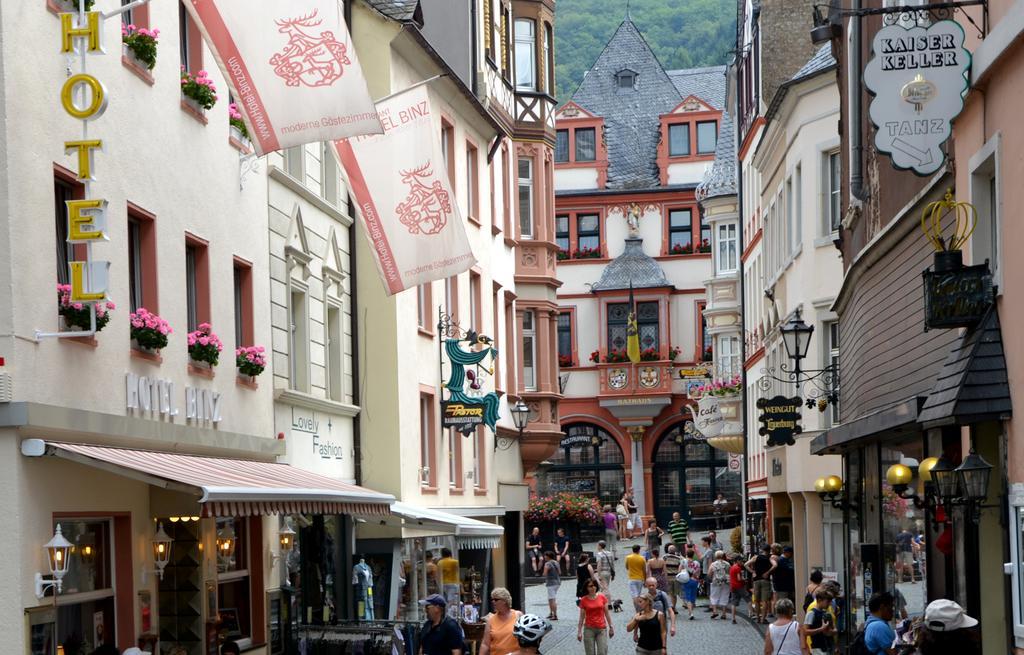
[554,0,736,102]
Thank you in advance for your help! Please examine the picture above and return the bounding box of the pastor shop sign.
[757,396,802,447]
[864,20,970,176]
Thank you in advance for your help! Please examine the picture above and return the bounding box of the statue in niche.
[626,204,641,237]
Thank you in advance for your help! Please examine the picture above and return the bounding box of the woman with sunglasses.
[577,578,614,655]
[479,587,521,655]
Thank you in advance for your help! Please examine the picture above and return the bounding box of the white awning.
[391,501,503,549]
[34,441,394,517]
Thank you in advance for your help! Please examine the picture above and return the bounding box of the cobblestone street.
[523,538,764,654]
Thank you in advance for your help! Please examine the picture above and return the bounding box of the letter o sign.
[61,73,108,120]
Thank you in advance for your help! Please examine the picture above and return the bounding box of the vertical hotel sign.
[863,20,971,176]
[58,9,111,307]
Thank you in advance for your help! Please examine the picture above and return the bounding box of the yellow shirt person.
[625,545,648,599]
[438,548,461,605]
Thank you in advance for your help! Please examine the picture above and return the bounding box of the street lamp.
[929,455,959,504]
[143,522,174,582]
[814,475,856,510]
[35,524,73,597]
[780,309,815,381]
[759,308,838,413]
[956,450,992,504]
[497,399,530,451]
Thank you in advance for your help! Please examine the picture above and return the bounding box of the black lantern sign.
[757,396,803,446]
[920,190,993,330]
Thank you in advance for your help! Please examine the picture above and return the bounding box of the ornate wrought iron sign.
[923,261,992,329]
[757,396,803,447]
[438,310,500,436]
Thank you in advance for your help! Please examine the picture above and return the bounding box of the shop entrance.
[651,425,741,532]
[542,423,625,508]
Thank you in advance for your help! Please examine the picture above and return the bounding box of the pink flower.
[198,336,209,346]
[106,301,115,310]
[72,302,83,310]
[197,70,207,77]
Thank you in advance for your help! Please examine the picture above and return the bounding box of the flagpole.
[373,74,448,105]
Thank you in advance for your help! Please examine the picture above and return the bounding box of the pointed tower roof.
[591,236,672,291]
[570,20,682,190]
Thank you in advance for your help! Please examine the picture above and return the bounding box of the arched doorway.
[651,425,742,531]
[541,423,626,508]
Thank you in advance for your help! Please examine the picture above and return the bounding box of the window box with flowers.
[604,349,629,363]
[525,492,603,526]
[698,238,711,253]
[558,354,574,368]
[556,248,570,261]
[670,243,694,255]
[228,102,251,147]
[130,308,172,353]
[187,323,222,372]
[122,23,159,70]
[181,67,218,113]
[669,346,681,361]
[692,375,742,398]
[589,350,600,364]
[702,345,713,362]
[58,284,114,332]
[639,347,660,362]
[236,345,266,380]
[573,246,602,260]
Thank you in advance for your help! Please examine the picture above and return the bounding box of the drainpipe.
[735,65,750,556]
[348,198,363,485]
[850,2,867,202]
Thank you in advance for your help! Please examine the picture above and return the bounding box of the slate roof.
[569,20,727,192]
[591,237,672,292]
[697,107,736,201]
[362,0,422,24]
[793,44,837,80]
[918,307,1012,427]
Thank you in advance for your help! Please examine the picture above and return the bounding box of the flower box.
[187,323,223,367]
[122,23,158,70]
[236,345,266,377]
[573,247,602,260]
[557,354,574,368]
[181,68,218,110]
[130,308,172,352]
[670,243,695,255]
[58,284,114,332]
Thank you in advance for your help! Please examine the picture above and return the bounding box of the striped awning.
[42,442,394,517]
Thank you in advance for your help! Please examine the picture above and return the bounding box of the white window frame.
[968,132,1002,294]
[289,282,310,392]
[716,222,738,275]
[514,18,536,91]
[420,395,433,486]
[717,334,740,379]
[518,158,534,239]
[1008,484,1024,646]
[448,428,459,489]
[522,310,537,391]
[472,428,482,489]
[325,297,344,403]
[822,320,840,426]
[284,146,305,182]
[824,149,842,236]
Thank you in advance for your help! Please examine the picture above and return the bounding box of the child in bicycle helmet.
[512,613,552,654]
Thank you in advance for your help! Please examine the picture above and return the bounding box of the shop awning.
[34,441,394,517]
[918,307,1012,428]
[391,501,503,549]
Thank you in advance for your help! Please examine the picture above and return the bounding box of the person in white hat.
[916,599,980,655]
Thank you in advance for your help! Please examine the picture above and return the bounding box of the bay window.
[607,301,659,353]
[522,310,537,391]
[514,19,536,91]
[717,335,740,379]
[716,222,738,274]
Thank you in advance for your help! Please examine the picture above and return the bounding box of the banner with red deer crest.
[334,85,475,295]
[184,0,382,155]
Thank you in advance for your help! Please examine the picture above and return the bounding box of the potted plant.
[130,308,172,351]
[228,102,250,143]
[605,349,629,363]
[57,284,114,332]
[669,345,681,361]
[180,67,218,111]
[236,345,266,378]
[525,492,603,525]
[698,238,712,253]
[121,23,159,70]
[574,246,602,259]
[670,242,694,255]
[693,375,743,397]
[556,248,570,261]
[558,353,574,368]
[589,350,600,364]
[702,345,713,362]
[639,347,659,362]
[187,323,223,367]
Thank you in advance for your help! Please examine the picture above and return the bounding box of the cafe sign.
[757,396,803,447]
[863,20,970,175]
[695,395,724,438]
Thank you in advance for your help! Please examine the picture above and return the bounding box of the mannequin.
[352,556,375,620]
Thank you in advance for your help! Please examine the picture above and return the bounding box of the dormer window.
[615,70,636,92]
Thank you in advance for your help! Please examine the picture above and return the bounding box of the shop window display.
[881,443,927,621]
[53,519,116,655]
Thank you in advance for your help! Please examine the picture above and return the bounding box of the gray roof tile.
[591,237,672,291]
[793,44,836,81]
[697,97,736,201]
[362,0,421,23]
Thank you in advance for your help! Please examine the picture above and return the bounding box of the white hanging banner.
[334,85,475,295]
[863,19,971,175]
[695,395,725,438]
[184,0,383,155]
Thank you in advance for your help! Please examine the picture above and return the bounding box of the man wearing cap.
[916,599,980,654]
[419,594,464,655]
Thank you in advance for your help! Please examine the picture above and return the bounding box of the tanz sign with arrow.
[863,19,970,175]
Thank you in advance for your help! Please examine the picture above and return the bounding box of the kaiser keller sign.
[863,20,971,176]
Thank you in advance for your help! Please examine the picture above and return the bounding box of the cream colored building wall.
[666,160,713,186]
[351,5,515,507]
[554,167,600,190]
[0,1,273,440]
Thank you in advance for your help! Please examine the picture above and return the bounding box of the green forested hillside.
[554,0,737,102]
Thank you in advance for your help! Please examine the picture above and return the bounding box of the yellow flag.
[627,283,640,363]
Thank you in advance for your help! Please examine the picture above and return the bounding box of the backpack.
[847,625,871,655]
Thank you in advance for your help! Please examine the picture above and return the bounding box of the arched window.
[542,424,625,506]
[651,424,741,530]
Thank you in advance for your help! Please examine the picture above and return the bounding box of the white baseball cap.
[924,599,978,631]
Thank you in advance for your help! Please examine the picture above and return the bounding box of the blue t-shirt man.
[863,591,896,655]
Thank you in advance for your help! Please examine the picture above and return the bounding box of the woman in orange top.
[479,587,521,655]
